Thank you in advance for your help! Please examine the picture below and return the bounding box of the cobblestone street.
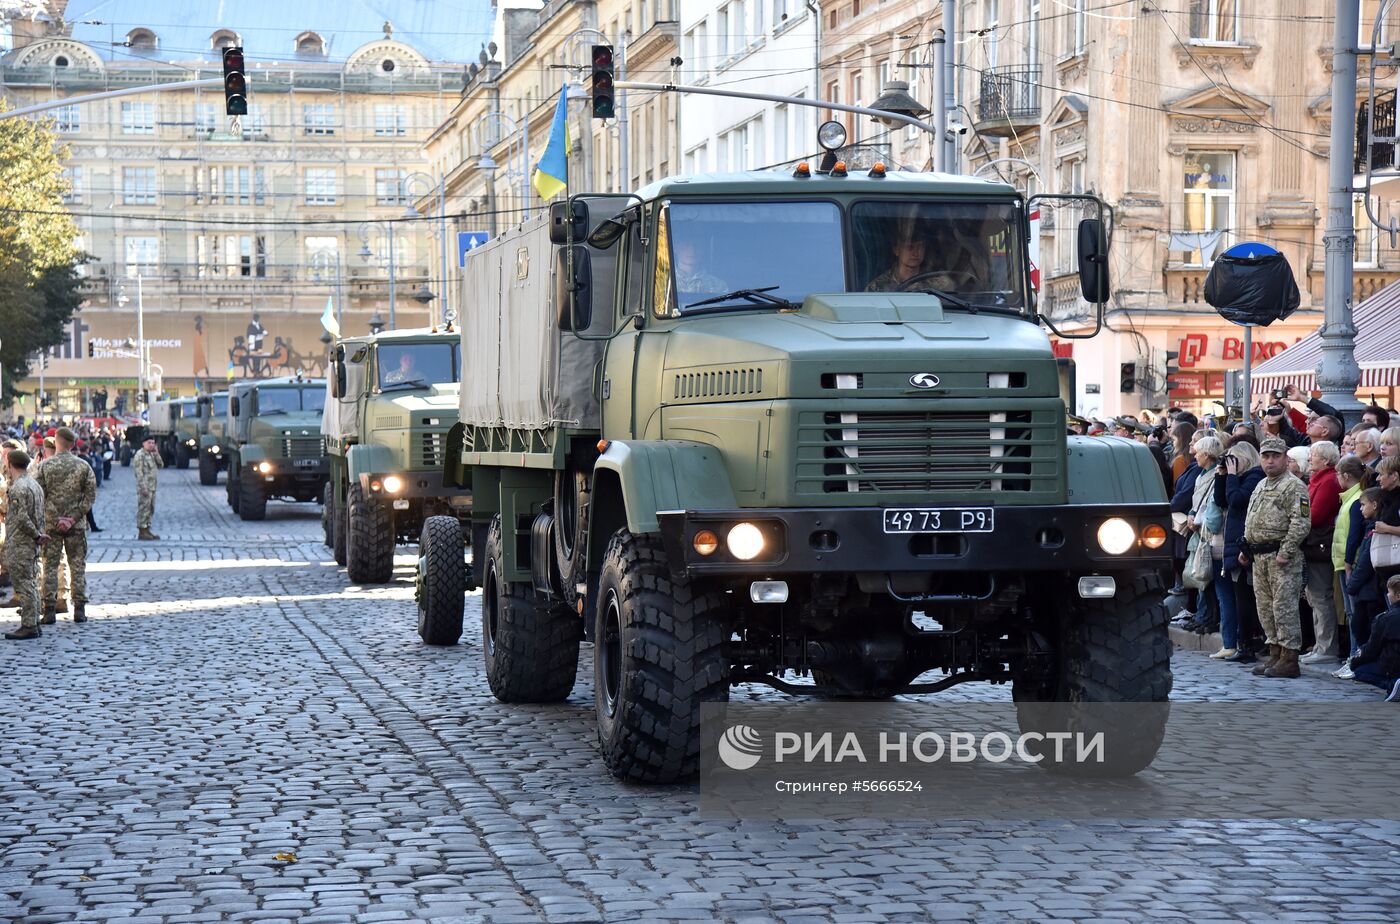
[2,466,1399,924]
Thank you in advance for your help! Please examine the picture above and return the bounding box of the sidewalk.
[1166,594,1354,682]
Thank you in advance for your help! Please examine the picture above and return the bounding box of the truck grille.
[796,409,1058,495]
[282,437,321,460]
[416,432,445,469]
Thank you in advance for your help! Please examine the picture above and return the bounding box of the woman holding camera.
[1214,442,1267,661]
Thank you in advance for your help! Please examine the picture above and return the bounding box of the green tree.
[0,98,86,410]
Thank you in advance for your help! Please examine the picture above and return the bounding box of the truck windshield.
[211,396,227,416]
[257,388,324,414]
[850,200,1027,310]
[378,342,458,389]
[663,201,845,315]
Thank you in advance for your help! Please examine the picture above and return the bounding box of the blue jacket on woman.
[1214,466,1267,562]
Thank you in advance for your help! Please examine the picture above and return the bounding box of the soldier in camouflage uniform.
[3,449,49,640]
[37,435,70,611]
[133,436,163,540]
[35,427,97,624]
[0,438,23,608]
[1242,436,1313,678]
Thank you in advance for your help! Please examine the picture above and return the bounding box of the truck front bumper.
[249,458,329,478]
[656,504,1171,577]
[358,470,473,501]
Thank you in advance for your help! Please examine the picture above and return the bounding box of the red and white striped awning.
[1251,279,1400,394]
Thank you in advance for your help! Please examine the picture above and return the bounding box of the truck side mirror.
[1077,218,1110,303]
[555,245,593,331]
[330,345,345,398]
[549,200,589,245]
[229,396,241,417]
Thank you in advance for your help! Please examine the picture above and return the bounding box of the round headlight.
[692,529,719,556]
[817,119,847,151]
[257,461,272,474]
[1097,518,1137,555]
[1140,523,1168,550]
[382,474,404,494]
[727,522,765,561]
[210,445,221,454]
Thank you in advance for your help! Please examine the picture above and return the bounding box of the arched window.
[53,55,69,67]
[127,29,158,51]
[211,30,240,51]
[295,32,326,56]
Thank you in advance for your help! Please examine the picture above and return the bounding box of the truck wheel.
[553,467,590,605]
[594,528,729,783]
[199,451,218,486]
[482,514,579,702]
[346,484,394,583]
[238,470,267,521]
[417,516,465,646]
[175,443,190,469]
[321,483,334,548]
[1013,571,1173,778]
[227,465,240,512]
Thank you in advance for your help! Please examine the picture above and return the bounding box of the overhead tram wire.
[0,203,532,227]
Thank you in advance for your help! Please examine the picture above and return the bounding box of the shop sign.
[1178,332,1297,368]
[1168,371,1226,397]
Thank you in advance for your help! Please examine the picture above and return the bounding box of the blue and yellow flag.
[320,295,340,338]
[533,84,570,201]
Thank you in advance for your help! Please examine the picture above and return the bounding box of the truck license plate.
[882,507,995,534]
[294,458,318,469]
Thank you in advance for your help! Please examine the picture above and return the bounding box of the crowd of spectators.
[0,418,117,532]
[1105,392,1400,699]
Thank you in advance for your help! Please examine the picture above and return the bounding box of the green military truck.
[197,391,230,485]
[147,397,200,468]
[322,327,471,584]
[219,376,329,520]
[420,168,1172,784]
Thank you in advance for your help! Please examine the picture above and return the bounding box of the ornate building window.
[1179,150,1235,265]
[1189,1,1239,45]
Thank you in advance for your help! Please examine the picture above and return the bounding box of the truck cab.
[197,391,230,485]
[323,328,470,582]
[220,376,328,520]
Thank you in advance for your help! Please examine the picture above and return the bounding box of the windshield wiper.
[380,378,429,392]
[901,287,980,311]
[685,286,797,310]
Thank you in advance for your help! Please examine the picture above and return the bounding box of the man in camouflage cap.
[34,427,97,624]
[133,435,163,540]
[1242,436,1312,678]
[3,449,49,640]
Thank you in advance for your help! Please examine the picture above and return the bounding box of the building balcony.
[1306,267,1400,303]
[1042,270,1086,321]
[974,65,1041,138]
[1164,263,1400,308]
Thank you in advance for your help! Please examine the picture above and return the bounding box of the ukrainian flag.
[533,84,570,201]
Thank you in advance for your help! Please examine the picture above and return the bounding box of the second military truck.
[322,327,470,584]
[220,376,329,520]
[147,397,200,468]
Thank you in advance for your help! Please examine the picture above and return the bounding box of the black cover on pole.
[1203,250,1300,326]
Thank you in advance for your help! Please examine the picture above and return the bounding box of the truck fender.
[238,444,268,465]
[590,439,739,539]
[347,443,397,488]
[1066,435,1169,505]
[199,435,219,450]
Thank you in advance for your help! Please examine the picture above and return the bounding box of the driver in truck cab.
[383,350,418,385]
[865,219,976,293]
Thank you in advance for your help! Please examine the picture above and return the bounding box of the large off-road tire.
[346,484,394,584]
[594,528,729,783]
[1013,571,1173,778]
[553,466,590,606]
[321,483,334,548]
[482,514,579,702]
[227,464,240,512]
[175,443,191,469]
[199,450,218,486]
[417,516,465,646]
[332,488,348,566]
[238,469,267,521]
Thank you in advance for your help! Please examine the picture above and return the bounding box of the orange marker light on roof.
[793,162,811,178]
[831,161,848,177]
[597,439,611,453]
[869,162,887,177]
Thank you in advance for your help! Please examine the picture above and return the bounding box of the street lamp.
[475,110,530,236]
[358,221,398,331]
[869,80,930,126]
[401,170,450,328]
[368,310,385,335]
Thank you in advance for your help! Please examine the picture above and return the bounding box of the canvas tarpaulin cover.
[321,350,367,441]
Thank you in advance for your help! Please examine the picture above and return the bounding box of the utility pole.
[932,30,947,173]
[942,0,958,173]
[1318,0,1364,413]
[619,31,630,192]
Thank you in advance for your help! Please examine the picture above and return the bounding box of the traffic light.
[87,341,94,358]
[222,46,248,116]
[1119,362,1137,393]
[590,44,615,120]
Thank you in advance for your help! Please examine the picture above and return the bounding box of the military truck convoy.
[413,164,1173,784]
[219,376,329,520]
[147,397,200,468]
[321,328,470,585]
